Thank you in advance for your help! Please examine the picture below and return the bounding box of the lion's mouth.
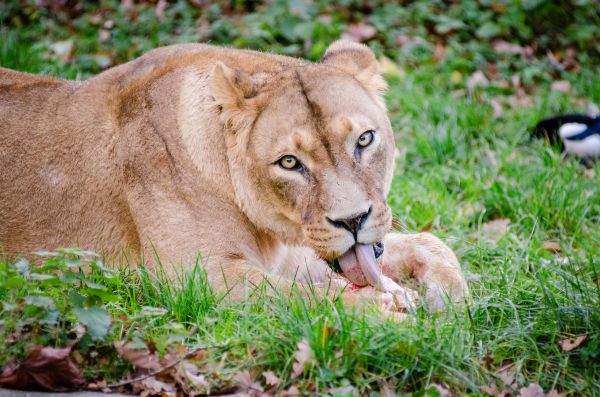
[327,242,384,287]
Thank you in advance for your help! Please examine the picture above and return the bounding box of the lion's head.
[211,41,395,267]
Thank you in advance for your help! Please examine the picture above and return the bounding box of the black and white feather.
[533,114,600,158]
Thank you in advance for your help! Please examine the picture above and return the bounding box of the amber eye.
[278,155,301,170]
[357,130,374,148]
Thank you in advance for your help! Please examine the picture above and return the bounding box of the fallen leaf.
[113,340,161,372]
[341,22,377,43]
[492,40,533,57]
[0,346,84,391]
[176,361,209,393]
[433,42,445,62]
[292,338,313,378]
[507,95,534,108]
[98,29,110,43]
[517,383,544,397]
[547,390,566,397]
[137,376,175,396]
[490,99,503,118]
[495,363,516,389]
[481,218,511,242]
[155,0,168,21]
[281,385,301,396]
[511,75,521,89]
[48,40,74,62]
[493,40,527,56]
[235,370,263,395]
[467,70,489,91]
[262,370,281,386]
[482,351,495,368]
[543,241,561,254]
[481,383,499,396]
[551,81,571,93]
[379,382,397,397]
[558,334,587,351]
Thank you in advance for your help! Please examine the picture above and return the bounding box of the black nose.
[327,207,372,236]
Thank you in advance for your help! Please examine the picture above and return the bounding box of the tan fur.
[0,41,467,311]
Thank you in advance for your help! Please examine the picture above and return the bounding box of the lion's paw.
[382,232,469,311]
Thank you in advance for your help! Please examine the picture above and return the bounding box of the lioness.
[0,41,467,312]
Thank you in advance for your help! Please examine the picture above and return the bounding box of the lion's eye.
[278,155,302,170]
[357,130,374,148]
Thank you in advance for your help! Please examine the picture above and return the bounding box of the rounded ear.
[210,62,258,130]
[321,41,387,106]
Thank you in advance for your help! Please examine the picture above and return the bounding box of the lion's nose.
[327,206,372,237]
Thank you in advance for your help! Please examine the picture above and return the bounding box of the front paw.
[382,232,469,311]
[341,284,419,313]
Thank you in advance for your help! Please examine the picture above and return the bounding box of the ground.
[0,1,599,396]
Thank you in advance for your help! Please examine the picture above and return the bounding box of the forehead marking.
[294,69,336,165]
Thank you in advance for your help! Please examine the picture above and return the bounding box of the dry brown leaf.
[155,0,168,21]
[433,43,445,63]
[98,29,110,43]
[113,340,161,372]
[490,99,503,118]
[558,334,587,351]
[507,95,534,108]
[137,376,176,397]
[235,369,263,395]
[517,383,544,397]
[467,71,489,91]
[281,385,301,396]
[482,351,495,369]
[379,381,396,397]
[0,346,84,392]
[547,390,566,397]
[495,363,516,389]
[341,22,377,43]
[292,338,313,378]
[493,40,528,56]
[543,241,561,254]
[262,370,281,386]
[481,383,499,396]
[176,361,209,392]
[48,39,74,62]
[481,218,511,242]
[551,81,571,93]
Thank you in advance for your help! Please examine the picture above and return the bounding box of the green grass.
[1,3,599,395]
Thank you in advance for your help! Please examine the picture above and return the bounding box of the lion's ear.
[210,62,257,130]
[321,41,387,105]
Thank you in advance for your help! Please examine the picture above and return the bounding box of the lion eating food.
[0,41,467,313]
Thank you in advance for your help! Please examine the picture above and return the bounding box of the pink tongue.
[337,244,383,288]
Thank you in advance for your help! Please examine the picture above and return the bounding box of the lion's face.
[211,41,394,260]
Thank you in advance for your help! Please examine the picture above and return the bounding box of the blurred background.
[1,0,598,80]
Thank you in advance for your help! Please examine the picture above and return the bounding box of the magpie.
[533,114,600,158]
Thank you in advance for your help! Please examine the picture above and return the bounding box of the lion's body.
[2,45,295,264]
[1,42,467,309]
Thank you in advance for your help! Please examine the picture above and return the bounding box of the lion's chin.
[325,242,384,286]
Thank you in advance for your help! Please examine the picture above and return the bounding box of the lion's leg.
[381,232,469,311]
